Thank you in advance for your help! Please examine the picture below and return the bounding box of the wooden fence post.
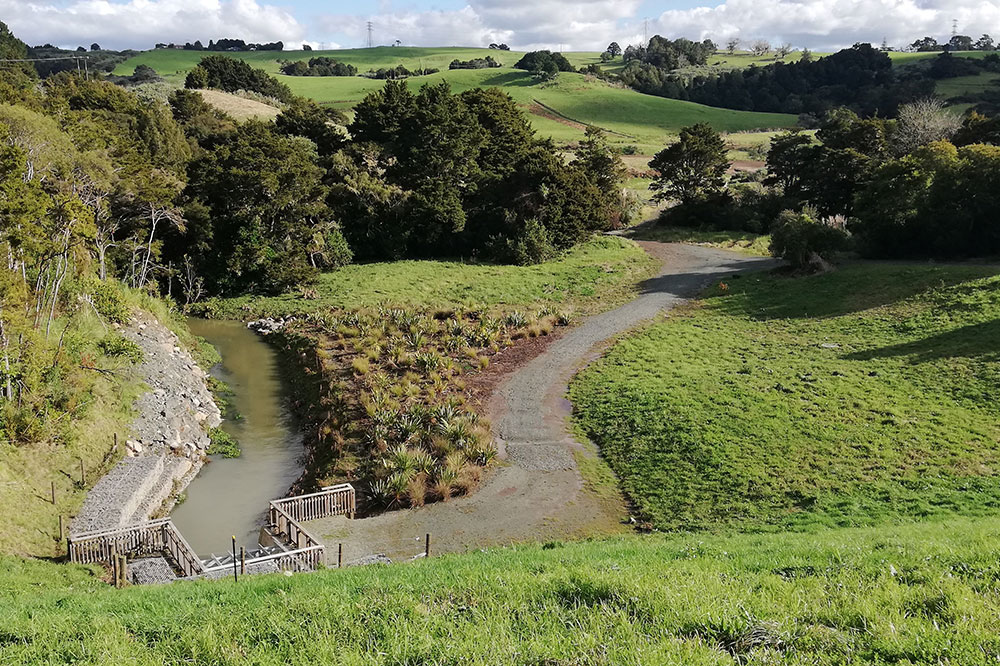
[338,543,343,568]
[51,481,56,504]
[240,546,246,575]
[425,533,431,559]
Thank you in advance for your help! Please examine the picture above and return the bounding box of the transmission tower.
[366,21,374,48]
[952,19,958,38]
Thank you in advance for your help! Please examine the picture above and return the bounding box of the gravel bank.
[72,314,221,535]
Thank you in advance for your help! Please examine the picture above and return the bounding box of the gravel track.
[306,242,776,562]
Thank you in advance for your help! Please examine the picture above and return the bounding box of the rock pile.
[72,314,222,535]
[247,317,292,335]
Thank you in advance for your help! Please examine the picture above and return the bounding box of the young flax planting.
[278,305,569,509]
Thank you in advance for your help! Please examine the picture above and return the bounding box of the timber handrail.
[270,483,355,522]
[68,518,204,576]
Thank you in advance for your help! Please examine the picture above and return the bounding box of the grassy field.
[115,47,798,152]
[936,72,1000,101]
[632,225,771,256]
[3,516,1000,664]
[570,263,1000,532]
[197,236,657,319]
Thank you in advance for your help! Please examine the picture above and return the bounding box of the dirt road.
[306,242,776,563]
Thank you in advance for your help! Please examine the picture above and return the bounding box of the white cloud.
[649,0,1000,51]
[6,0,1000,53]
[2,0,305,50]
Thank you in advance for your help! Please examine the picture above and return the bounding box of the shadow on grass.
[478,71,534,87]
[710,264,1000,321]
[845,318,1000,363]
[636,254,777,300]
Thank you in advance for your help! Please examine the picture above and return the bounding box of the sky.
[4,0,1000,53]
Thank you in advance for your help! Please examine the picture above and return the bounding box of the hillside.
[2,517,999,664]
[571,263,1000,532]
[115,47,798,151]
[196,89,281,120]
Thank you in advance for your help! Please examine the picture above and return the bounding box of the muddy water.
[171,319,304,557]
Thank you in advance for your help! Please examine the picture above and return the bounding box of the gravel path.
[306,242,776,562]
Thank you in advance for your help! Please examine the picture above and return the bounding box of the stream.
[171,319,304,557]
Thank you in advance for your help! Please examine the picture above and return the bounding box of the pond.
[171,319,304,557]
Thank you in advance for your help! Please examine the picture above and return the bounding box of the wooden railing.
[161,521,204,577]
[271,483,356,522]
[68,484,355,581]
[68,519,204,577]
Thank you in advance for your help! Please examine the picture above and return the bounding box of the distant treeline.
[449,56,502,70]
[280,57,358,77]
[362,65,440,80]
[155,38,284,52]
[618,41,933,117]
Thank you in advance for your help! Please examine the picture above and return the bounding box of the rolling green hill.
[116,47,798,151]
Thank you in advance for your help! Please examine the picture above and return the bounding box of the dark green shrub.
[91,282,131,324]
[509,219,556,265]
[769,207,849,268]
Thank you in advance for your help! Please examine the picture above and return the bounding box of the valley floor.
[305,242,774,561]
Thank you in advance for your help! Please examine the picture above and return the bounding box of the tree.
[769,207,848,268]
[800,48,813,63]
[910,36,940,52]
[184,55,293,103]
[303,44,312,51]
[606,42,622,57]
[726,38,740,54]
[571,126,630,228]
[975,34,995,51]
[750,39,771,56]
[513,51,574,76]
[649,123,729,205]
[776,43,793,59]
[948,35,974,52]
[274,101,346,156]
[90,43,101,51]
[891,98,962,155]
[181,121,338,294]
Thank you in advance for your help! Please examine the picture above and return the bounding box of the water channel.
[171,319,304,557]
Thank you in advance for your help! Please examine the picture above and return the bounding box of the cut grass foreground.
[198,236,657,319]
[570,263,1000,532]
[3,517,1000,664]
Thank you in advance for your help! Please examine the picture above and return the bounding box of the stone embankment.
[72,314,222,535]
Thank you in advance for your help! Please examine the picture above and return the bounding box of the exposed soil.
[306,242,777,562]
[527,103,589,131]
